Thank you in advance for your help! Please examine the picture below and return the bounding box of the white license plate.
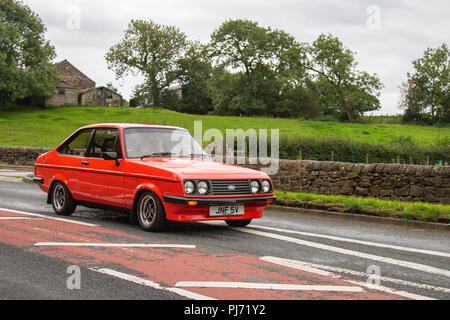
[209,205,245,217]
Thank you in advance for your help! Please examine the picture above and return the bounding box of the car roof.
[79,123,188,131]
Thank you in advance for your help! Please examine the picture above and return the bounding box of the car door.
[55,128,94,198]
[76,128,125,208]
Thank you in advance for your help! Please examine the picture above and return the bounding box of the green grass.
[275,191,450,223]
[0,106,448,148]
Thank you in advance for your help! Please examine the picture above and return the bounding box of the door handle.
[81,161,90,166]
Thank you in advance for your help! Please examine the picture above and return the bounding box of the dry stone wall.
[1,147,448,204]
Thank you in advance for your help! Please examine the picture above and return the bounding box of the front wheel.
[226,219,252,228]
[136,191,167,232]
[51,182,76,216]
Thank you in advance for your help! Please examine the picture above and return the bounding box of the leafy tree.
[106,19,188,107]
[208,19,306,116]
[175,42,213,114]
[274,85,322,119]
[305,34,383,122]
[400,43,449,124]
[0,0,58,103]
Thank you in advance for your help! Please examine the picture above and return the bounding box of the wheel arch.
[131,184,165,216]
[46,175,71,204]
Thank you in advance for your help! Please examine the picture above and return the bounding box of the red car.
[34,124,275,231]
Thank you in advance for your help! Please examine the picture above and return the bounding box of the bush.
[277,135,450,164]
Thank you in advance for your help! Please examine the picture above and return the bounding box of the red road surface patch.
[0,209,407,300]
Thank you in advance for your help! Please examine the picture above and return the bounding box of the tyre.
[51,182,76,216]
[226,219,252,228]
[136,191,167,232]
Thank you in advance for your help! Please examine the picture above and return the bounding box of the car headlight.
[251,180,260,194]
[262,180,271,193]
[198,181,209,195]
[184,181,195,195]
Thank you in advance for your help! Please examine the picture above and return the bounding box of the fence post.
[426,156,430,165]
[366,153,369,165]
[396,155,400,164]
[331,151,334,162]
[298,150,302,161]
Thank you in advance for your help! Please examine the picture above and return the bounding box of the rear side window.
[58,130,93,156]
[86,129,121,159]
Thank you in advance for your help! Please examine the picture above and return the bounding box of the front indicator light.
[188,201,198,206]
[266,199,274,204]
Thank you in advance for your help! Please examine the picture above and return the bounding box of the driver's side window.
[86,129,122,159]
[57,130,93,157]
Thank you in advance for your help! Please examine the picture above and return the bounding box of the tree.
[175,41,213,114]
[105,19,188,107]
[208,19,307,116]
[400,43,449,124]
[305,34,383,122]
[0,0,58,103]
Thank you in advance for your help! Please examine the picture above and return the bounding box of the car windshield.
[123,128,209,159]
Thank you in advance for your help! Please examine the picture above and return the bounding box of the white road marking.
[0,208,99,227]
[90,268,215,300]
[0,217,44,220]
[251,225,450,258]
[237,228,450,278]
[262,256,450,295]
[175,281,363,292]
[347,280,435,300]
[34,242,196,249]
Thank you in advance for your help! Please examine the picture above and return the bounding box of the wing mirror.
[103,152,121,166]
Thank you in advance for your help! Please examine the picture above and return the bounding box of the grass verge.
[275,191,450,224]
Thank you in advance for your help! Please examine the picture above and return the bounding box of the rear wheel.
[51,182,76,216]
[136,191,166,232]
[226,219,252,228]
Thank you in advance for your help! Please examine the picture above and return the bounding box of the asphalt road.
[0,180,449,301]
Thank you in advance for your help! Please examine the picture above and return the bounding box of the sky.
[22,0,450,115]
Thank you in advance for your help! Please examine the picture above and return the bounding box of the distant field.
[0,106,448,148]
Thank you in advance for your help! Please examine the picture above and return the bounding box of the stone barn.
[80,87,123,107]
[44,80,80,107]
[45,59,122,107]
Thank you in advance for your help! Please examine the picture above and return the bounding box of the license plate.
[209,205,245,217]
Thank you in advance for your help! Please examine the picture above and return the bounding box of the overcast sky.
[23,0,449,115]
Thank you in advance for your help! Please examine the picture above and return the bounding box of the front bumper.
[33,176,44,184]
[163,195,276,205]
[162,195,275,222]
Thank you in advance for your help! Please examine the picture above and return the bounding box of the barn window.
[58,88,66,95]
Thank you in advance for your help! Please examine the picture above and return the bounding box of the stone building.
[45,59,122,107]
[80,86,123,107]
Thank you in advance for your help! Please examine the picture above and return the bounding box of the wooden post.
[426,156,430,165]
[366,153,369,165]
[331,151,335,162]
[298,150,302,161]
[396,155,400,164]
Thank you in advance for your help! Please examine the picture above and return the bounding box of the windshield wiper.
[141,152,174,159]
[183,153,207,159]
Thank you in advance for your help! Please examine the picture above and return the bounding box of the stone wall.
[1,147,448,204]
[245,160,449,204]
[0,147,51,166]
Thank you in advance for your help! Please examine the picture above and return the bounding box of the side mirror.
[103,152,121,166]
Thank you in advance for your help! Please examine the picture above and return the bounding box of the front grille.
[210,180,252,195]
